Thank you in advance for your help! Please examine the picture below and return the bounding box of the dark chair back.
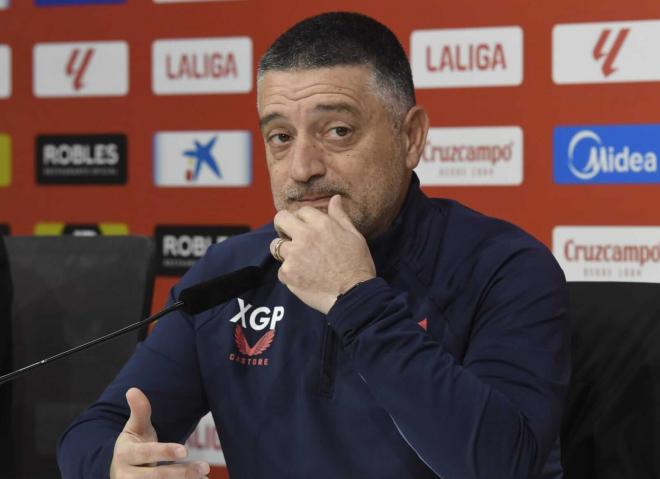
[562,282,660,478]
[0,237,13,478]
[1,236,155,479]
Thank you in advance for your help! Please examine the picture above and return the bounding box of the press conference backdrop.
[2,0,660,477]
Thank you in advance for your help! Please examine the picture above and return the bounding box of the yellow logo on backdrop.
[0,134,11,187]
[34,223,129,236]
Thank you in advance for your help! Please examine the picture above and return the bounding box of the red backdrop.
[2,0,660,476]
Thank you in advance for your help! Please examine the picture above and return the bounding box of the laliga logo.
[567,130,657,180]
[66,48,94,91]
[593,28,629,77]
[229,298,284,357]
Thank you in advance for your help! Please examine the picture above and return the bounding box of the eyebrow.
[313,102,360,116]
[259,102,360,130]
[259,112,284,130]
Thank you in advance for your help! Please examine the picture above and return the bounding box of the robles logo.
[554,125,660,184]
[155,225,249,276]
[36,134,127,184]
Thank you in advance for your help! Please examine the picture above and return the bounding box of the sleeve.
[326,245,570,479]
[56,287,210,479]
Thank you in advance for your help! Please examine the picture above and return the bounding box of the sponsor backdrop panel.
[553,226,660,282]
[2,0,660,477]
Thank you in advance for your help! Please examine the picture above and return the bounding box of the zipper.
[318,322,338,397]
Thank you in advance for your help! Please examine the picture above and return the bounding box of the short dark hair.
[258,12,416,119]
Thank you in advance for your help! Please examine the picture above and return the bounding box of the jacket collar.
[368,173,442,280]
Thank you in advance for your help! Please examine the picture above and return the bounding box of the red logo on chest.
[227,298,283,367]
[234,326,275,356]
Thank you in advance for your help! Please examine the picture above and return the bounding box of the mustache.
[283,182,349,201]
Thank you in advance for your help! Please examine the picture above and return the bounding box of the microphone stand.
[0,301,184,386]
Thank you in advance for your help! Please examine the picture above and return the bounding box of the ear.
[400,105,429,170]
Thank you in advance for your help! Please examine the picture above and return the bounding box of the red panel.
[3,0,660,475]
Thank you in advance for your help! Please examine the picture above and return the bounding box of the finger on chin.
[274,209,304,238]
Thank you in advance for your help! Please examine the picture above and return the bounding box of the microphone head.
[178,266,264,315]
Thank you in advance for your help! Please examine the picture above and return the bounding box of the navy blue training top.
[58,176,570,479]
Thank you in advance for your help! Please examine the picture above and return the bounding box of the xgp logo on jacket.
[228,298,284,367]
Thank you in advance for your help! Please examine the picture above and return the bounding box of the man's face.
[257,65,411,239]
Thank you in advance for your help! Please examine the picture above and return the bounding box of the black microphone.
[179,265,263,315]
[0,265,263,386]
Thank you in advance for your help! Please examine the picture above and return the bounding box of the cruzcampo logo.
[0,134,11,187]
[34,222,129,236]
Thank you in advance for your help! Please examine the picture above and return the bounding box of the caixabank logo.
[154,131,251,187]
[36,134,127,184]
[34,223,128,236]
[554,125,660,184]
[155,225,250,276]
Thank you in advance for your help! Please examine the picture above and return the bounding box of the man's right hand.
[110,388,210,478]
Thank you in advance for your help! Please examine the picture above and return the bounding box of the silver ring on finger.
[273,237,287,262]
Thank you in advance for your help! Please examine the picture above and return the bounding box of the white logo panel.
[185,413,226,466]
[553,20,660,84]
[155,0,243,2]
[153,37,252,95]
[410,26,523,88]
[415,126,523,186]
[553,226,660,282]
[0,45,10,98]
[154,130,251,187]
[33,41,128,97]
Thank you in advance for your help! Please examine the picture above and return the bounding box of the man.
[58,12,570,479]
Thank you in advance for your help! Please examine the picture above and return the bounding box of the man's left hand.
[270,195,376,314]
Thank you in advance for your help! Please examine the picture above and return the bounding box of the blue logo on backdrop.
[35,0,124,6]
[184,136,222,180]
[554,125,660,184]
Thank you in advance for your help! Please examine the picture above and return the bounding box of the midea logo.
[567,129,657,180]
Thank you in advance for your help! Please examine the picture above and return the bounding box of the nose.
[289,134,326,183]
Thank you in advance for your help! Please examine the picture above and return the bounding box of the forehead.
[257,65,379,118]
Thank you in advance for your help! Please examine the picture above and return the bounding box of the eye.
[268,133,292,145]
[328,126,352,138]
